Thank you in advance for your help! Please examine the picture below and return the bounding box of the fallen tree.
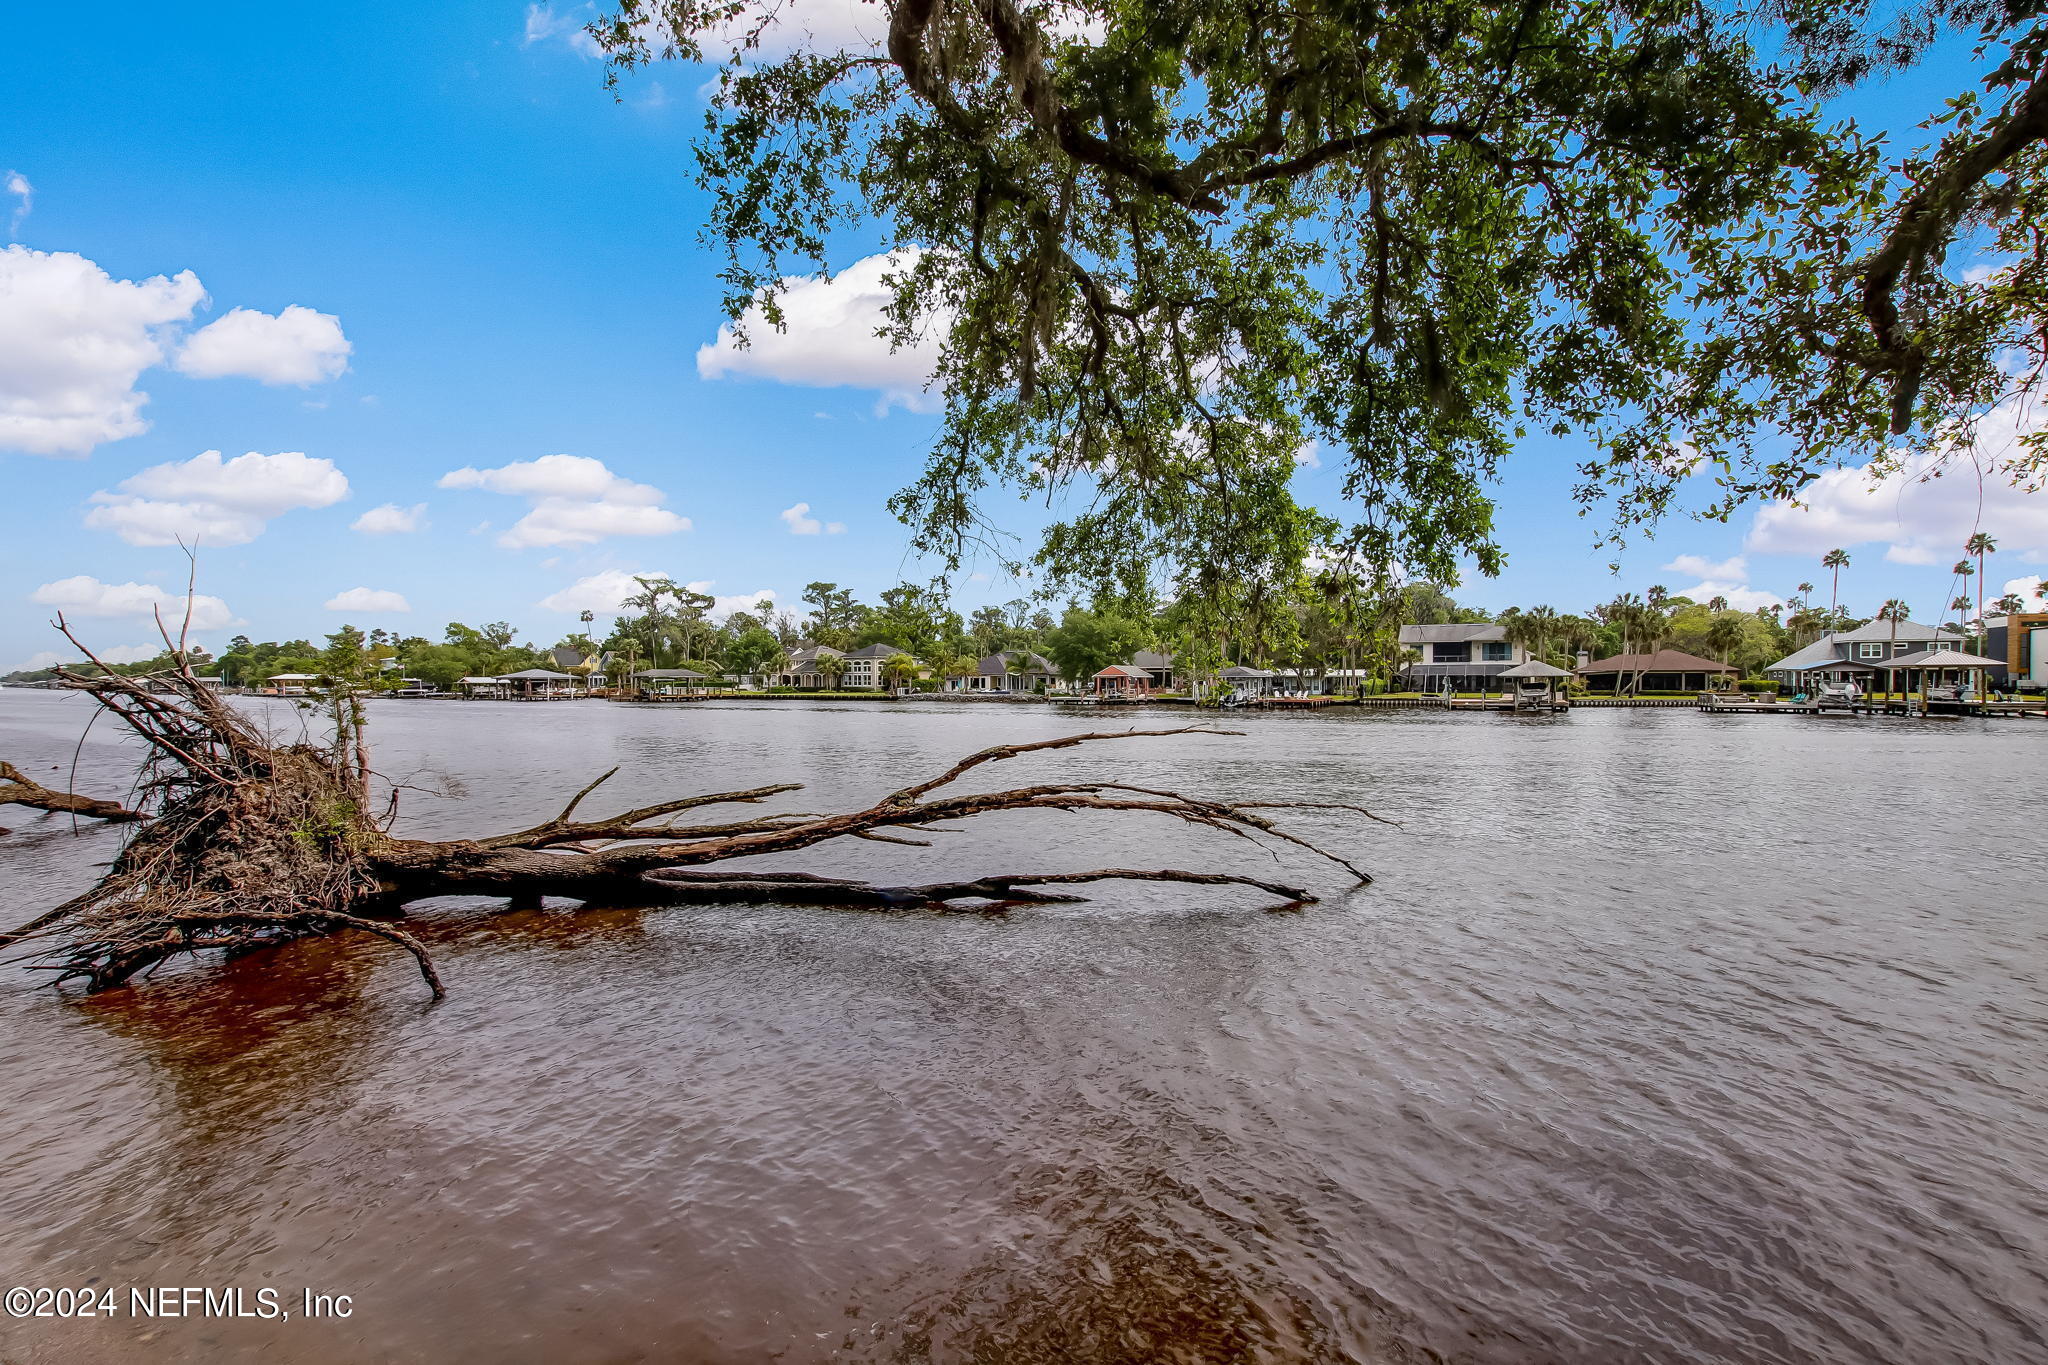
[3,621,1382,1001]
[0,762,147,828]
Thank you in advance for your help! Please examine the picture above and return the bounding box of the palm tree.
[815,654,847,691]
[1965,533,1997,647]
[1705,613,1746,677]
[1878,598,1909,698]
[1708,594,1729,613]
[882,653,919,691]
[1823,549,1850,622]
[1995,592,2028,616]
[1951,595,1975,636]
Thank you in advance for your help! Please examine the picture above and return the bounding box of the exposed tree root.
[0,761,146,826]
[5,622,1382,1002]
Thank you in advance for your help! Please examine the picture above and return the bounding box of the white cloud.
[351,501,427,535]
[12,650,64,672]
[779,501,846,535]
[438,454,688,549]
[536,568,650,614]
[697,251,946,415]
[324,587,411,613]
[5,171,30,236]
[1671,579,1784,612]
[85,449,349,546]
[1661,553,1748,581]
[534,571,774,620]
[1746,399,2048,564]
[0,245,205,456]
[523,3,601,55]
[30,575,234,631]
[1999,575,2048,609]
[174,305,351,385]
[96,644,163,665]
[1293,440,1322,469]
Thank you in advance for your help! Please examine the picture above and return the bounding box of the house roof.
[1874,647,2002,670]
[1576,649,1735,675]
[975,651,1055,676]
[1095,664,1150,678]
[1830,618,1963,644]
[1130,650,1175,670]
[457,676,503,684]
[1762,636,1856,673]
[636,667,708,679]
[1398,622,1507,643]
[548,646,590,668]
[501,668,574,680]
[266,672,320,680]
[1217,665,1275,678]
[788,645,845,664]
[844,642,907,659]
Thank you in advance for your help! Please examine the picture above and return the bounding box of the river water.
[1,688,2043,1363]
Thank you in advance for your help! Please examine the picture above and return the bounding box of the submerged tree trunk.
[4,624,1385,1002]
[0,761,146,826]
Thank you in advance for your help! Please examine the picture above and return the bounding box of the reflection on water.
[1,689,2044,1363]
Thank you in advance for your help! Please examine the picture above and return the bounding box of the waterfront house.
[1129,650,1177,689]
[775,644,846,689]
[1215,665,1278,700]
[949,650,1059,693]
[1093,664,1154,699]
[1762,619,1967,693]
[1981,612,2048,691]
[1575,649,1736,693]
[840,642,913,689]
[549,645,610,688]
[1396,624,1528,692]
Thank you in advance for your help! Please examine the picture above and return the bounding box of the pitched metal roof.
[1499,659,1572,678]
[1130,650,1175,669]
[1398,623,1507,643]
[1873,647,2001,670]
[844,642,907,659]
[1830,618,1962,644]
[1095,664,1150,677]
[1217,665,1275,677]
[1761,637,1847,672]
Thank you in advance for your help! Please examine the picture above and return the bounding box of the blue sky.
[4,3,2043,670]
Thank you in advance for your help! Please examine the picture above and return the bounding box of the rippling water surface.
[2,689,2044,1363]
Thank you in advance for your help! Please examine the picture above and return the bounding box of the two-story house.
[840,641,912,689]
[1396,624,1528,692]
[1763,619,1966,690]
[774,644,846,689]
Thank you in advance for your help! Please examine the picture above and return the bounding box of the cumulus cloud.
[438,454,688,549]
[5,171,30,236]
[174,305,351,385]
[2000,575,2048,610]
[13,650,65,672]
[780,501,845,535]
[534,571,775,620]
[324,587,411,613]
[351,502,427,535]
[697,251,946,415]
[1661,553,1748,581]
[0,245,205,456]
[84,449,350,546]
[1293,441,1322,470]
[29,575,235,630]
[1746,400,2048,564]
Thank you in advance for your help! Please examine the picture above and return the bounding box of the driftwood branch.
[0,762,146,825]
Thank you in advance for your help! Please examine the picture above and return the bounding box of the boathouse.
[1093,664,1154,699]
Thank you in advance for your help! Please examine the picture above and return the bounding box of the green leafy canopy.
[596,0,2048,601]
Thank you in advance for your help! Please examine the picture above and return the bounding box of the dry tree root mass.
[4,634,1384,1002]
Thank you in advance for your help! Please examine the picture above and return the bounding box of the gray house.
[950,650,1059,693]
[775,644,845,689]
[1396,623,1527,691]
[1763,619,1966,690]
[840,642,913,689]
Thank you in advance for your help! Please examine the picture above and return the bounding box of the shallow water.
[1,688,2044,1363]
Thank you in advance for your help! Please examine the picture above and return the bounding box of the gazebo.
[264,672,320,695]
[499,667,579,698]
[1093,664,1154,700]
[1872,647,2003,703]
[1498,659,1573,710]
[633,667,725,698]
